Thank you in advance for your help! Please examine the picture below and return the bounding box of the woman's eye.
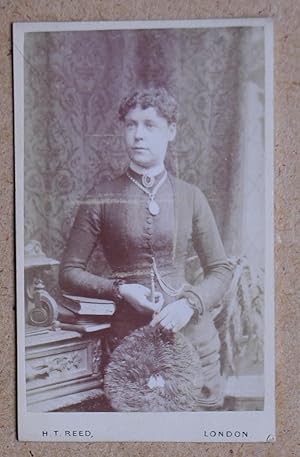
[145,122,155,129]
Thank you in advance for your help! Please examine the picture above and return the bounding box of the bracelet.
[111,279,125,302]
[181,289,205,320]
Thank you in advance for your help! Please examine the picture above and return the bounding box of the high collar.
[129,161,165,178]
[127,166,167,189]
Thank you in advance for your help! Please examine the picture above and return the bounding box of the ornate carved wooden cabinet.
[24,241,107,412]
[26,326,104,412]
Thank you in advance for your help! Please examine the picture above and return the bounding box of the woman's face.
[124,105,176,169]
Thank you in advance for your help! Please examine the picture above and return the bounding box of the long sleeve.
[188,187,232,312]
[59,192,115,299]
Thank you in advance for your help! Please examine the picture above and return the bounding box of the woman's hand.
[119,283,162,314]
[150,298,194,332]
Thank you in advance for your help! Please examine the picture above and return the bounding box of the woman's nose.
[135,123,144,139]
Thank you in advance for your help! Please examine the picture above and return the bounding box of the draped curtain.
[24,27,265,272]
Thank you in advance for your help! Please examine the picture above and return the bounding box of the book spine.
[58,322,110,333]
[78,304,115,315]
[63,294,115,305]
[64,301,115,316]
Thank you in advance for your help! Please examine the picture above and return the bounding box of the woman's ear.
[168,123,177,142]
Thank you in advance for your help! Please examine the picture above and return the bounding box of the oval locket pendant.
[148,199,160,216]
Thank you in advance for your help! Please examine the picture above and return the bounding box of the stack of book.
[57,294,116,333]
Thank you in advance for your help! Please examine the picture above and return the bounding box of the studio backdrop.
[23,26,265,375]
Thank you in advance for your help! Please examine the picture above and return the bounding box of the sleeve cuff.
[179,288,205,322]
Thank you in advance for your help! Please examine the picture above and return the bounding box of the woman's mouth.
[133,147,148,152]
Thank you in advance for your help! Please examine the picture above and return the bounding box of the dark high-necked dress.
[60,169,232,409]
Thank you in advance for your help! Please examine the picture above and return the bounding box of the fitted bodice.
[99,173,189,292]
[60,170,231,311]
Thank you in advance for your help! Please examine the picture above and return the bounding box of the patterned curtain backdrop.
[24,27,265,270]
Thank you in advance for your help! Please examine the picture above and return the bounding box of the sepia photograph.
[14,18,274,441]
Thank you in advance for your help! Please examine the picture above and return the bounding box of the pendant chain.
[126,170,167,201]
[152,256,185,297]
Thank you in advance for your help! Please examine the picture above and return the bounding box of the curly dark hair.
[118,87,178,124]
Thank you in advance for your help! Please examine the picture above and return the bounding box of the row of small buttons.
[143,202,154,253]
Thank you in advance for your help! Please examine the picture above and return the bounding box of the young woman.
[60,88,232,410]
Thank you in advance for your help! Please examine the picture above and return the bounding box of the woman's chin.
[130,157,153,169]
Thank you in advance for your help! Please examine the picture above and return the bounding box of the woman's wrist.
[111,279,126,302]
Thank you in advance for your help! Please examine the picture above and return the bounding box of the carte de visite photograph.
[14,18,274,442]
